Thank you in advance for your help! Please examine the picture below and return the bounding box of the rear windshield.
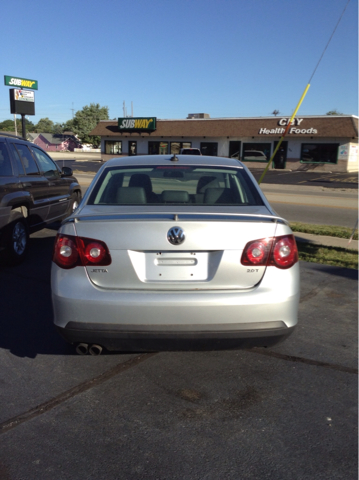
[88,165,264,206]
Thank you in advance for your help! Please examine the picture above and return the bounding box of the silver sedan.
[51,155,300,354]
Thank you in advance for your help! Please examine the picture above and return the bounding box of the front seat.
[129,173,158,203]
[195,176,220,203]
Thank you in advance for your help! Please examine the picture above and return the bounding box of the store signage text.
[278,118,304,126]
[118,117,156,131]
[4,75,38,90]
[259,118,317,135]
[14,89,35,102]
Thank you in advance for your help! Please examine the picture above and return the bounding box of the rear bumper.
[52,262,300,352]
[55,322,296,351]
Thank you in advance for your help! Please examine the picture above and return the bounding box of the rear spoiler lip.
[63,212,289,226]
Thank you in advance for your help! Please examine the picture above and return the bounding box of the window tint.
[11,144,39,175]
[301,143,339,164]
[88,165,264,206]
[9,144,25,175]
[200,142,218,156]
[32,147,60,178]
[0,143,13,176]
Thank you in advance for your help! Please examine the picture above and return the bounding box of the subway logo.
[118,117,156,131]
[4,76,38,90]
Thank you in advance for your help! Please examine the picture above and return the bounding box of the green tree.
[53,123,64,134]
[62,119,74,133]
[0,119,17,131]
[326,109,343,115]
[0,118,35,135]
[35,117,54,133]
[72,103,109,146]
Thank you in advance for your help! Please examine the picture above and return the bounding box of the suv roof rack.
[0,132,24,140]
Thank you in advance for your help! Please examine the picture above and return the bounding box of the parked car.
[52,154,299,354]
[243,150,267,161]
[231,150,267,161]
[180,148,201,155]
[0,133,82,265]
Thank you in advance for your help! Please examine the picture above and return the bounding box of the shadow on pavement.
[302,260,358,280]
[0,233,74,358]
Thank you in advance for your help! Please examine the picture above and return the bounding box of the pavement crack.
[250,348,358,374]
[0,352,157,435]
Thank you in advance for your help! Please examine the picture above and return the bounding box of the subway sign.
[4,75,38,90]
[118,117,156,132]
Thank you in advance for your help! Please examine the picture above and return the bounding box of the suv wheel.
[70,192,81,212]
[3,218,29,265]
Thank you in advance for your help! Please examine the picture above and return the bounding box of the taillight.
[53,234,111,269]
[241,235,298,270]
[270,235,298,269]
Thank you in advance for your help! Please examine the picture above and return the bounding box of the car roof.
[104,155,244,168]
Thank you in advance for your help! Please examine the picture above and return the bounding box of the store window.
[170,142,191,154]
[242,143,271,162]
[200,142,218,156]
[105,141,122,155]
[149,142,169,155]
[301,143,339,164]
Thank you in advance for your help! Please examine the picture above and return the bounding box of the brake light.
[53,234,111,269]
[241,235,298,270]
[270,235,298,269]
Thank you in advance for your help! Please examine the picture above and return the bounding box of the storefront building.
[90,114,358,172]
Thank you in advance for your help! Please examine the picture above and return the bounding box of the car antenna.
[170,154,179,162]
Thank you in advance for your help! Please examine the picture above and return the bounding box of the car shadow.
[0,232,76,358]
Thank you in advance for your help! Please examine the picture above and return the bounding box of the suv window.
[0,143,13,176]
[32,147,60,179]
[11,144,39,176]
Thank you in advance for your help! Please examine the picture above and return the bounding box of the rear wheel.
[70,192,81,212]
[1,217,29,265]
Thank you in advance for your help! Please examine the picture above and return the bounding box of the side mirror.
[61,166,73,177]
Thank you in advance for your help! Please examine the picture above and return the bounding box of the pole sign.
[9,89,35,115]
[118,117,156,132]
[4,75,38,90]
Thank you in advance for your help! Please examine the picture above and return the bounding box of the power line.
[308,0,351,84]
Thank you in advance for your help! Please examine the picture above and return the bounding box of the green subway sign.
[4,75,38,90]
[118,117,156,132]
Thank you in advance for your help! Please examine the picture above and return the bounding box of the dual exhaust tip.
[76,343,103,356]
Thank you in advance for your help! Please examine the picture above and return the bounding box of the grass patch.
[297,243,358,269]
[290,222,358,240]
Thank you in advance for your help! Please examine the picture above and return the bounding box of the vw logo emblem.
[167,226,185,245]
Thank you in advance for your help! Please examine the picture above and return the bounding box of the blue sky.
[1,0,357,125]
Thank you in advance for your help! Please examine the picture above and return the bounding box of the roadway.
[62,160,358,228]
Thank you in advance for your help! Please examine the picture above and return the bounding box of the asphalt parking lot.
[0,228,357,479]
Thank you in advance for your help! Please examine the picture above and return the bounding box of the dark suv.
[0,133,82,265]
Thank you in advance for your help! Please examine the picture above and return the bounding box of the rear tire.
[1,217,29,265]
[70,192,81,213]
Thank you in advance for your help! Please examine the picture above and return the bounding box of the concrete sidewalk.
[294,232,358,250]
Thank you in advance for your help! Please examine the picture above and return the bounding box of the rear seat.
[116,187,146,204]
[161,190,190,203]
